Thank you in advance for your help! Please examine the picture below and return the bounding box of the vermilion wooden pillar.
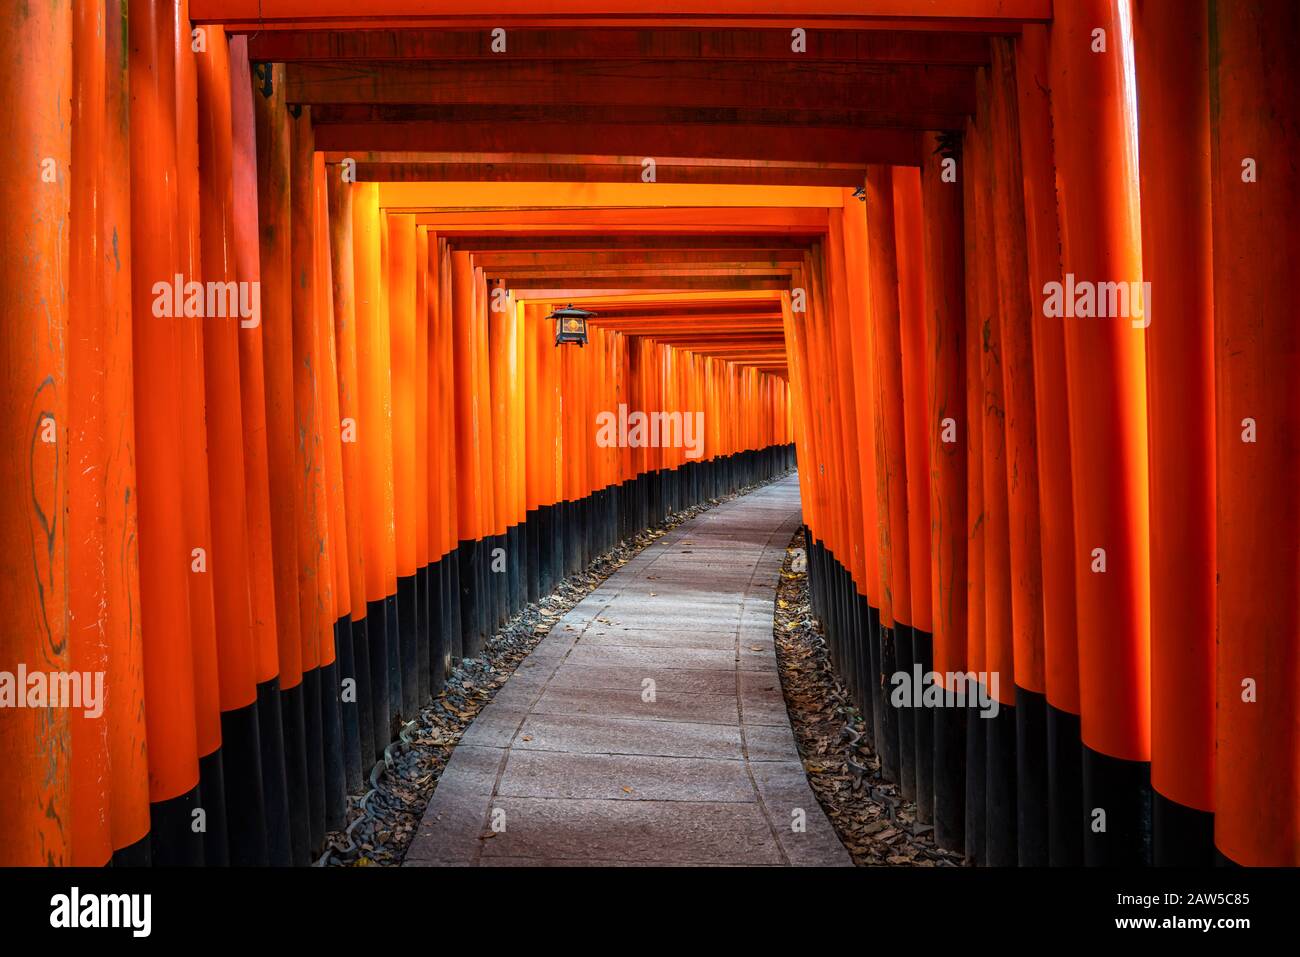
[229,35,293,867]
[452,250,487,655]
[969,72,1016,867]
[988,36,1048,866]
[1132,0,1217,865]
[894,166,935,822]
[255,63,311,866]
[865,165,911,791]
[289,107,330,859]
[375,212,400,740]
[102,0,151,865]
[960,111,987,866]
[0,0,72,867]
[1050,0,1152,866]
[920,129,967,854]
[1209,0,1299,868]
[69,0,115,868]
[413,227,432,699]
[823,224,868,716]
[196,23,268,866]
[841,190,883,748]
[1014,21,1083,867]
[313,153,351,829]
[352,182,394,765]
[387,212,419,723]
[434,237,464,659]
[327,170,375,783]
[124,0,204,866]
[177,0,228,868]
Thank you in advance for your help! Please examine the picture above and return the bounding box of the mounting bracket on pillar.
[549,304,595,347]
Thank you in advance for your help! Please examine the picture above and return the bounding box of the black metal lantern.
[549,303,594,347]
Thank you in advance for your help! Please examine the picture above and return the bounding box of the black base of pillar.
[383,593,401,733]
[1015,686,1049,866]
[933,702,966,853]
[147,785,205,866]
[1153,789,1216,866]
[110,832,152,867]
[913,628,935,825]
[965,694,987,865]
[336,614,364,794]
[256,677,293,867]
[319,656,347,834]
[219,699,269,866]
[197,747,229,867]
[363,598,390,760]
[301,666,326,857]
[1047,703,1083,865]
[396,576,418,721]
[985,699,1018,867]
[1082,745,1152,866]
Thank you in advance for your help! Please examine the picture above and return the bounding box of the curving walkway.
[406,475,850,867]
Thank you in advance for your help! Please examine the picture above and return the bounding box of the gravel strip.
[772,527,967,867]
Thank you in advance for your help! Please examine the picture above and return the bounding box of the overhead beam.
[473,249,808,266]
[351,160,866,186]
[411,206,831,230]
[380,181,841,209]
[329,151,867,186]
[507,276,791,289]
[316,119,921,164]
[248,27,992,64]
[194,0,1052,29]
[284,60,976,115]
[443,235,815,252]
[309,102,966,134]
[496,266,794,279]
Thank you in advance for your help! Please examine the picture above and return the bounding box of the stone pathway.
[405,475,851,866]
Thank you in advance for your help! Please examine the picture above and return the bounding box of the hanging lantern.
[549,303,594,347]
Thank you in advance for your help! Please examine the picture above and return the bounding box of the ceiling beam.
[316,119,921,164]
[285,60,976,115]
[473,249,807,266]
[309,102,966,132]
[193,0,1052,29]
[443,235,814,252]
[507,276,791,289]
[249,27,992,64]
[352,160,866,186]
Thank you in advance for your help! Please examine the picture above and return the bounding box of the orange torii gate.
[1,0,1296,875]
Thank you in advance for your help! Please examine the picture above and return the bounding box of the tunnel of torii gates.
[0,0,1295,871]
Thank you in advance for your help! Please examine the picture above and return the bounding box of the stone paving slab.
[478,798,784,865]
[406,476,852,867]
[497,751,755,802]
[531,685,742,724]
